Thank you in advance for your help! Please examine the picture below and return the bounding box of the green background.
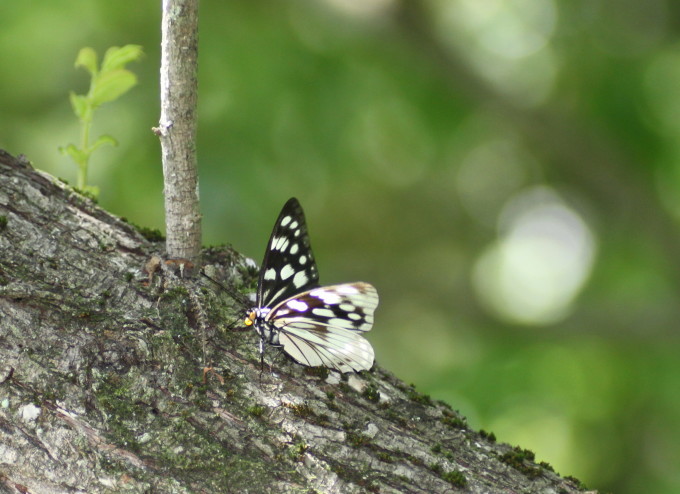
[3,2,680,492]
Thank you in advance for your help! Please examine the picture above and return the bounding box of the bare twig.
[157,0,201,263]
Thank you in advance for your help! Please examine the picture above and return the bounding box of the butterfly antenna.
[201,270,252,307]
[226,317,243,330]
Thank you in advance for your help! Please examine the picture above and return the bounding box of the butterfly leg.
[259,336,266,372]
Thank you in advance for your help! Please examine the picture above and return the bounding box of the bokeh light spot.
[473,187,596,325]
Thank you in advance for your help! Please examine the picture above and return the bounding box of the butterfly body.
[244,198,378,373]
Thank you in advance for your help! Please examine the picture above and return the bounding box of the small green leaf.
[61,44,142,193]
[59,144,89,165]
[92,69,138,107]
[101,45,143,72]
[74,47,98,76]
[91,134,118,152]
[69,92,90,121]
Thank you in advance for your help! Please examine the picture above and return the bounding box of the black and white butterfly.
[243,198,378,373]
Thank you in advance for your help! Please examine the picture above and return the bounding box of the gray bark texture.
[0,150,595,493]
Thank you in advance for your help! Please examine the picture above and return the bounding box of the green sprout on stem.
[60,45,143,197]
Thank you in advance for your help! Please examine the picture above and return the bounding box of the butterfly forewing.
[257,198,319,309]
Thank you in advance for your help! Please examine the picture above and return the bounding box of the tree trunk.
[0,150,594,493]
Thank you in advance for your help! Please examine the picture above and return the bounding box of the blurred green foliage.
[60,45,142,196]
[2,1,680,492]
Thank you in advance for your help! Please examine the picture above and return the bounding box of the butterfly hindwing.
[267,282,378,372]
[257,198,319,309]
[279,327,374,373]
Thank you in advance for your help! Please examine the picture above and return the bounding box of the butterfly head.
[244,310,256,328]
[244,307,271,329]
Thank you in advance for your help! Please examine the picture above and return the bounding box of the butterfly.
[243,198,378,373]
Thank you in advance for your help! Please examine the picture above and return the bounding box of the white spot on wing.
[280,216,292,226]
[273,236,290,252]
[287,299,309,311]
[280,264,295,280]
[293,271,308,288]
[312,308,336,318]
[290,243,299,255]
[328,317,356,329]
[310,289,342,305]
[264,268,277,280]
[337,285,359,295]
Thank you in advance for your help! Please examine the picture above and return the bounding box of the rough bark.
[157,0,201,263]
[0,150,594,493]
